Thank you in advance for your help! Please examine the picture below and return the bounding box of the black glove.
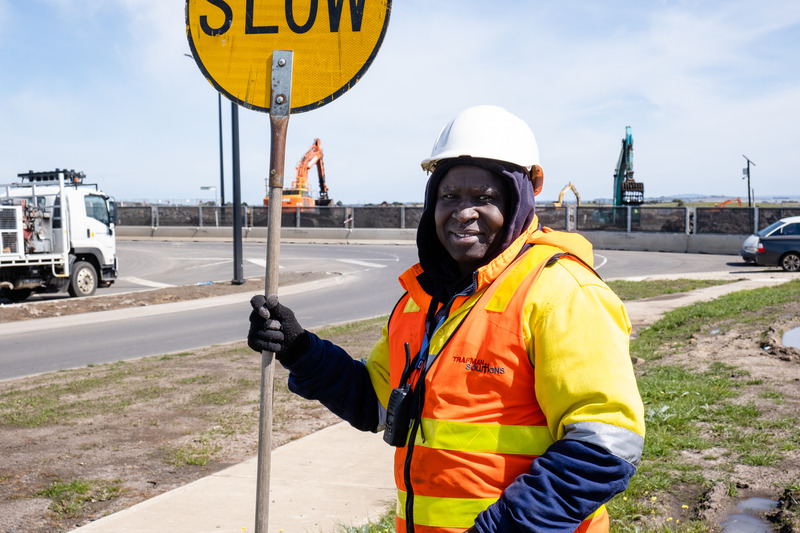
[465,527,479,533]
[248,294,309,365]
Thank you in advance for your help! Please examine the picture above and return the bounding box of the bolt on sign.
[186,0,392,113]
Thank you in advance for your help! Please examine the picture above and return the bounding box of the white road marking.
[185,260,231,270]
[336,259,387,269]
[119,277,175,288]
[247,258,267,268]
[593,254,608,270]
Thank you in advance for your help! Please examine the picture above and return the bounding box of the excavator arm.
[292,138,332,206]
[553,182,581,207]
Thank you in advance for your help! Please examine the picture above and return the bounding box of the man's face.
[434,165,508,276]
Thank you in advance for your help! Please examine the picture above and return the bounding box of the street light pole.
[218,94,225,207]
[200,186,218,226]
[200,185,217,204]
[231,104,244,285]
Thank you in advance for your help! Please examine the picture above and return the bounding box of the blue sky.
[1,1,798,205]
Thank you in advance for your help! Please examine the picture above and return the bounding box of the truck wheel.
[68,261,98,297]
[781,252,800,272]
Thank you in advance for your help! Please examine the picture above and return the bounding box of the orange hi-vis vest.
[386,241,610,533]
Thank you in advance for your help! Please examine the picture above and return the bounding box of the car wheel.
[68,261,98,297]
[780,252,800,272]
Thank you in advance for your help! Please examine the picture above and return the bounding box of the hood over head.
[416,157,537,302]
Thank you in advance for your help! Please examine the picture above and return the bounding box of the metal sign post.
[253,50,292,533]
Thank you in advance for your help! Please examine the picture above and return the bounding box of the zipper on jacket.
[403,409,421,532]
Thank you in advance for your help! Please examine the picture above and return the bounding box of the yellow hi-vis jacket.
[366,217,645,533]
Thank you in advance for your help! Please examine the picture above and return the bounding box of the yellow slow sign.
[186,0,391,113]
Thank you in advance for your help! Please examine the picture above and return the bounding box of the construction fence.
[116,205,800,235]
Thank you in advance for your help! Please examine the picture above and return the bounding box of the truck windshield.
[85,195,110,225]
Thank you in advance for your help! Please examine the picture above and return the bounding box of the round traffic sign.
[186,0,391,113]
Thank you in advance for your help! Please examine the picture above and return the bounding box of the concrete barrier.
[116,226,747,255]
[581,231,748,255]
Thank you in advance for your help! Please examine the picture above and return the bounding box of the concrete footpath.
[70,270,795,533]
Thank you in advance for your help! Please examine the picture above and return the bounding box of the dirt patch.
[644,301,800,531]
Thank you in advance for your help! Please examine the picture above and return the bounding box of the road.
[0,241,749,381]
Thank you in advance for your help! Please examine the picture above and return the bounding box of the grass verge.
[605,278,736,301]
[609,279,800,532]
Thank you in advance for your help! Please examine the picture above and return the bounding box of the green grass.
[0,359,177,427]
[162,438,222,467]
[0,352,261,429]
[317,315,388,336]
[606,279,736,301]
[339,508,395,532]
[37,478,123,517]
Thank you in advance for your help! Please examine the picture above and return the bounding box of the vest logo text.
[451,356,506,375]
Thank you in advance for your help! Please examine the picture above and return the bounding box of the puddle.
[783,326,800,349]
[722,513,773,533]
[721,498,778,533]
[738,498,780,512]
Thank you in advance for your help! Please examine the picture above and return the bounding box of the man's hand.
[248,294,308,364]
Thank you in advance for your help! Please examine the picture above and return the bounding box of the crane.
[264,138,332,208]
[613,126,644,206]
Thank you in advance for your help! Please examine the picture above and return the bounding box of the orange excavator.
[715,198,742,207]
[264,138,332,208]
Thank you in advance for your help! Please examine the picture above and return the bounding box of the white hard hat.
[420,105,540,172]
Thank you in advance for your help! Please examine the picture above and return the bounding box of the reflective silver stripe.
[564,421,644,467]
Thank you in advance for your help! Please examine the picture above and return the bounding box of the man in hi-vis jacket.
[248,105,645,533]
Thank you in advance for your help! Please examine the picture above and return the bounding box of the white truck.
[0,169,118,302]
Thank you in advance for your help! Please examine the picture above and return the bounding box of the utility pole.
[742,155,755,208]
